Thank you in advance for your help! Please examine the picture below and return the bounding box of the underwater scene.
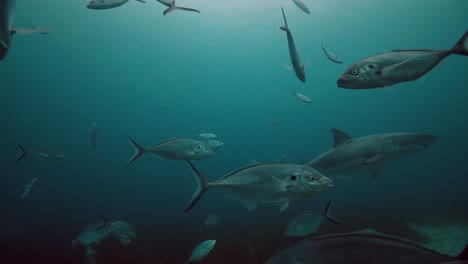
[0,0,467,263]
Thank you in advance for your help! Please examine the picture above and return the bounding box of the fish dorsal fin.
[151,137,183,148]
[278,201,290,212]
[220,163,273,180]
[331,128,352,147]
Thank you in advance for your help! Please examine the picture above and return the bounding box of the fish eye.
[351,69,358,75]
[367,64,374,69]
[309,176,317,181]
[290,175,297,181]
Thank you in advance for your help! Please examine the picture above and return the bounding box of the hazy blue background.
[0,0,467,263]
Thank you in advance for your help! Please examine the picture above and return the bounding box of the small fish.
[184,161,333,212]
[291,0,310,14]
[207,140,224,152]
[291,89,312,103]
[91,123,103,156]
[266,228,468,264]
[197,133,217,139]
[86,0,145,10]
[16,145,66,162]
[321,41,343,64]
[0,0,49,61]
[265,120,281,126]
[126,137,213,166]
[285,201,339,236]
[204,213,219,228]
[156,0,201,16]
[337,31,468,89]
[17,178,38,207]
[280,7,306,82]
[186,240,216,263]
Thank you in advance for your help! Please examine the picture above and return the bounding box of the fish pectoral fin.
[15,22,50,35]
[270,175,292,191]
[364,153,385,165]
[278,201,290,212]
[243,201,258,211]
[379,58,416,78]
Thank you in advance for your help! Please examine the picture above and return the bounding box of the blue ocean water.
[0,0,467,263]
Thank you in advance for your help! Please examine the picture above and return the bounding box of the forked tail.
[184,160,209,213]
[451,31,468,56]
[126,137,147,166]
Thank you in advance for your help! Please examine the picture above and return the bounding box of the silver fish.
[70,221,112,254]
[16,145,66,162]
[17,178,38,207]
[197,133,217,139]
[285,201,339,237]
[156,0,201,16]
[291,89,312,103]
[91,123,103,156]
[321,41,343,64]
[337,31,468,89]
[291,0,310,14]
[187,240,216,263]
[126,137,213,165]
[280,7,305,82]
[184,161,333,212]
[87,0,145,10]
[0,0,49,61]
[266,228,468,264]
[308,128,439,178]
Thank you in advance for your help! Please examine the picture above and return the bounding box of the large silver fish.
[337,31,468,89]
[291,0,310,14]
[184,161,332,212]
[126,137,213,165]
[266,228,468,264]
[280,7,305,83]
[0,0,49,61]
[308,128,439,178]
[86,0,145,9]
[156,0,201,16]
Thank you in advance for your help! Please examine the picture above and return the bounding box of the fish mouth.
[337,78,347,88]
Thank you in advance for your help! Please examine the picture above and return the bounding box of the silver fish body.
[280,7,305,82]
[87,0,145,9]
[188,240,216,262]
[321,41,342,64]
[291,0,310,14]
[337,31,468,89]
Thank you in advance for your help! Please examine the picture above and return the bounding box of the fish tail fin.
[321,41,325,50]
[458,245,468,260]
[95,213,109,231]
[451,31,468,56]
[163,5,201,16]
[16,145,27,162]
[323,200,340,225]
[126,137,147,166]
[279,7,288,31]
[184,160,209,213]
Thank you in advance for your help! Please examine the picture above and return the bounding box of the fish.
[265,228,468,264]
[308,128,440,178]
[91,123,103,156]
[265,119,281,126]
[321,41,343,64]
[291,89,312,103]
[285,201,339,237]
[186,240,216,263]
[16,145,66,162]
[126,137,213,165]
[0,0,49,61]
[156,0,201,16]
[87,0,145,9]
[207,140,224,152]
[184,160,333,212]
[291,0,310,14]
[204,213,219,228]
[197,133,217,139]
[280,7,306,82]
[337,31,468,89]
[16,178,38,207]
[70,218,112,254]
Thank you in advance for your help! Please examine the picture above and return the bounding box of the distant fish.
[156,0,201,16]
[86,0,145,10]
[207,140,224,152]
[126,137,213,166]
[321,41,343,64]
[291,0,310,14]
[95,214,136,245]
[266,228,468,264]
[0,0,49,61]
[265,120,281,126]
[184,161,332,212]
[204,213,219,228]
[17,178,38,207]
[186,240,216,263]
[285,201,339,236]
[16,145,66,162]
[69,217,112,254]
[91,123,103,156]
[337,31,468,89]
[291,89,312,103]
[197,133,217,139]
[279,7,306,82]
